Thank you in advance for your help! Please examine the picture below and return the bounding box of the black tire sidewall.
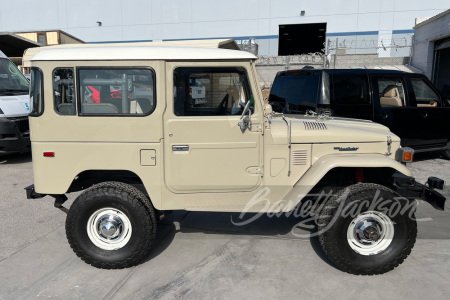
[443,149,450,160]
[332,195,411,269]
[319,185,416,273]
[67,190,152,265]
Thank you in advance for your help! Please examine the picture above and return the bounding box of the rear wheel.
[318,183,417,275]
[66,181,156,269]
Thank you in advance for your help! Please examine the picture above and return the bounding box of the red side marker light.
[43,152,55,157]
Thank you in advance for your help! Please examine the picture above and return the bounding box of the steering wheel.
[215,94,229,115]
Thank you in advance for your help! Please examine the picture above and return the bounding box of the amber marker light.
[404,152,412,162]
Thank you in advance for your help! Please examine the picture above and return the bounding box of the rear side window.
[410,78,440,107]
[333,75,370,105]
[29,67,44,116]
[53,68,75,115]
[269,72,320,113]
[78,68,155,115]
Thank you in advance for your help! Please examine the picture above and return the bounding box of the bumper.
[25,184,68,208]
[0,116,31,154]
[391,172,447,211]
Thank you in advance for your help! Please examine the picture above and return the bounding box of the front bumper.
[391,172,447,211]
[0,116,31,154]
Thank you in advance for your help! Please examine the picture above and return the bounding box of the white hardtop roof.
[23,39,256,67]
[31,45,257,62]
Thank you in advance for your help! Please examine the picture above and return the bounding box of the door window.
[376,78,405,107]
[173,67,253,116]
[410,78,440,107]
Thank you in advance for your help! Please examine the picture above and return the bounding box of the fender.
[282,154,411,209]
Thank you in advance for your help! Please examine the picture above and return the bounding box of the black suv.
[269,69,450,158]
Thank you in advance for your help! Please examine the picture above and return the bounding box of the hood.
[0,94,30,117]
[269,115,400,144]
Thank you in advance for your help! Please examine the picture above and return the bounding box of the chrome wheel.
[347,211,394,256]
[87,208,132,250]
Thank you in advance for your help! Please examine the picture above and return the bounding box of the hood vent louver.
[303,121,327,130]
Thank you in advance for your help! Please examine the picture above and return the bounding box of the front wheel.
[442,149,450,160]
[317,183,417,275]
[66,181,157,269]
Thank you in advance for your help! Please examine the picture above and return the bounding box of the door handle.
[421,112,428,118]
[172,145,189,151]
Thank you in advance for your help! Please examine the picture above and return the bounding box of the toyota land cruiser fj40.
[25,41,446,275]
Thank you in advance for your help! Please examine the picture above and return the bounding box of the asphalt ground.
[0,151,449,299]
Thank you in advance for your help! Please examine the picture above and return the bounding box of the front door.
[163,63,263,193]
[407,75,450,149]
[371,75,423,147]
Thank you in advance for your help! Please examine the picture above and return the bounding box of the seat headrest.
[382,85,399,98]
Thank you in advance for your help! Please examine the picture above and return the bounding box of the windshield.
[0,58,29,95]
[269,72,320,114]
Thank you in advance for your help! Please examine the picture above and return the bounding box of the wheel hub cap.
[347,211,394,256]
[87,208,132,250]
[98,215,123,239]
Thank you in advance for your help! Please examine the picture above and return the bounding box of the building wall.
[1,0,448,56]
[412,11,450,79]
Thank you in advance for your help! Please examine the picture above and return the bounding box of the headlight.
[395,147,414,163]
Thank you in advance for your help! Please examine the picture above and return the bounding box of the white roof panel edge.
[30,46,257,62]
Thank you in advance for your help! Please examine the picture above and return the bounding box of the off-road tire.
[66,181,157,269]
[442,149,450,160]
[317,183,417,275]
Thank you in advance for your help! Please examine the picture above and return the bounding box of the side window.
[53,68,75,115]
[376,78,406,108]
[411,78,440,107]
[78,68,155,115]
[29,67,44,116]
[173,67,253,116]
[333,75,370,105]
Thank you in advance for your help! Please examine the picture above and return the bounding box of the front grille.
[7,117,30,134]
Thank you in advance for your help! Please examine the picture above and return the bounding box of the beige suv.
[25,41,446,275]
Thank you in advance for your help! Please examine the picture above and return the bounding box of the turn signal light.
[403,152,412,162]
[43,152,55,157]
[395,147,414,163]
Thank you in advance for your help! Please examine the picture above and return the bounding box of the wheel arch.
[67,169,156,207]
[283,154,411,208]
